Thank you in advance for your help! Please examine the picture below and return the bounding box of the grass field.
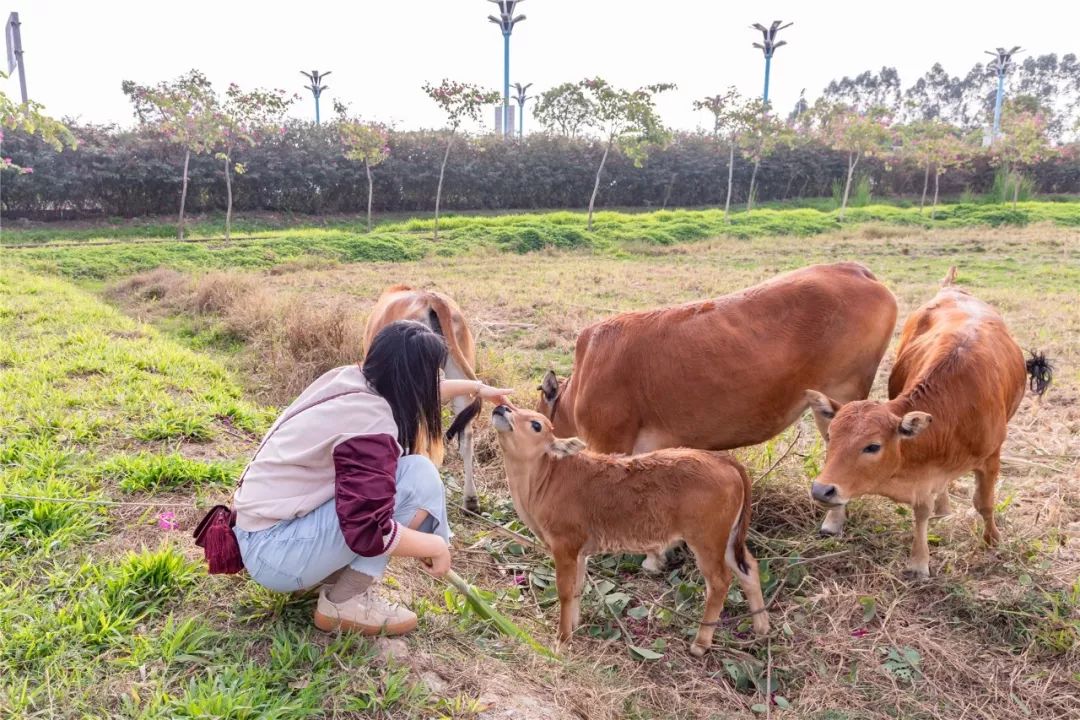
[2,209,1079,719]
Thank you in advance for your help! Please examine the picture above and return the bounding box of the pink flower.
[851,628,868,638]
[20,167,33,174]
[157,511,178,531]
[512,574,527,586]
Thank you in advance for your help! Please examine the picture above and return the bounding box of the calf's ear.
[548,437,586,459]
[898,411,932,438]
[805,390,842,439]
[540,370,560,403]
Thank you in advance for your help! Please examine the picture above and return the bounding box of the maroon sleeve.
[333,434,401,558]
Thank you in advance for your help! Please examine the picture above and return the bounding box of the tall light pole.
[512,82,532,138]
[487,0,526,137]
[301,70,331,125]
[751,20,792,104]
[986,47,1022,143]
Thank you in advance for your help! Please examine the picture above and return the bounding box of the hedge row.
[2,122,1078,218]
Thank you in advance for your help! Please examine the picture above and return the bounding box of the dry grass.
[111,223,1080,719]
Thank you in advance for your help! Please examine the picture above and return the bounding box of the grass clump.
[95,452,243,493]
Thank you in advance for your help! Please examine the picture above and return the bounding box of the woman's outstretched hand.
[476,383,513,405]
[440,379,513,406]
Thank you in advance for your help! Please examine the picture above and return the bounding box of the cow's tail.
[731,461,753,576]
[940,266,958,288]
[1025,351,1053,397]
[427,293,482,443]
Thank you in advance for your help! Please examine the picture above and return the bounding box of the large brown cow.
[806,268,1052,578]
[365,285,483,511]
[491,404,769,655]
[537,262,898,549]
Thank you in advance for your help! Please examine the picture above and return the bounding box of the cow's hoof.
[641,554,666,574]
[689,642,708,658]
[464,495,480,514]
[818,526,842,538]
[902,566,930,581]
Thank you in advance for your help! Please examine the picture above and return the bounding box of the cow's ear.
[898,411,932,438]
[806,390,842,439]
[540,370,560,403]
[548,437,586,459]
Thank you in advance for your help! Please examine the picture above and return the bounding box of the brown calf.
[806,268,1052,578]
[491,404,769,656]
[364,285,483,510]
[537,262,897,544]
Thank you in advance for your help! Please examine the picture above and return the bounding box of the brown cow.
[538,262,897,549]
[491,404,769,656]
[806,267,1052,578]
[364,285,483,510]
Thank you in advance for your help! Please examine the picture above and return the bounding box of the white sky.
[8,0,1079,134]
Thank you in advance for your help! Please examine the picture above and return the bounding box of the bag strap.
[235,388,371,489]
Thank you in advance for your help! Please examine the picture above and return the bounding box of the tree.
[822,66,903,114]
[334,102,390,232]
[422,79,501,240]
[215,83,293,239]
[1,73,76,174]
[694,87,750,221]
[990,104,1053,208]
[738,100,793,211]
[122,70,217,239]
[533,82,591,138]
[814,102,894,220]
[575,77,674,230]
[901,120,972,217]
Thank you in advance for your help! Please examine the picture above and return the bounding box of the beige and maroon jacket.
[233,364,404,558]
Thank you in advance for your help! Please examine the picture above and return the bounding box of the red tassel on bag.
[193,505,244,575]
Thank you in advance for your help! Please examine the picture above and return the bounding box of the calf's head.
[535,370,565,420]
[492,404,585,468]
[805,390,932,506]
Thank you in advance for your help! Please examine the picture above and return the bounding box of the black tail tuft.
[446,396,482,442]
[1025,351,1053,396]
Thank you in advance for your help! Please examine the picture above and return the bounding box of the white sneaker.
[314,586,418,636]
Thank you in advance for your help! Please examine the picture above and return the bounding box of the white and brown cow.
[806,267,1052,578]
[491,404,769,656]
[365,285,483,510]
[538,262,898,547]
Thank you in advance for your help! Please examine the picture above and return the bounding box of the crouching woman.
[231,320,509,636]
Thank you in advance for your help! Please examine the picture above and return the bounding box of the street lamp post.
[487,0,526,137]
[512,82,532,138]
[751,21,792,104]
[301,70,331,125]
[985,47,1022,143]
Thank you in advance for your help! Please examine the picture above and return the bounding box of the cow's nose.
[493,405,508,416]
[811,482,839,505]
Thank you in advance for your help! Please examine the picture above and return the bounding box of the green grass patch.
[6,202,1079,281]
[95,453,244,493]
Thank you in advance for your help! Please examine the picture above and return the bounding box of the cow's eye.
[530,421,542,432]
[862,443,881,454]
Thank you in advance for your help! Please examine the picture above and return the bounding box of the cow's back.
[570,262,898,453]
[888,288,1026,464]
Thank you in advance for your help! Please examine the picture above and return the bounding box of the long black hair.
[362,320,447,457]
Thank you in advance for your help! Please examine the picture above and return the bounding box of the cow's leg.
[905,501,932,579]
[459,424,476,512]
[688,547,733,657]
[726,525,769,637]
[572,553,588,628]
[820,505,847,536]
[932,486,952,519]
[445,354,478,511]
[553,545,583,646]
[974,455,1001,546]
